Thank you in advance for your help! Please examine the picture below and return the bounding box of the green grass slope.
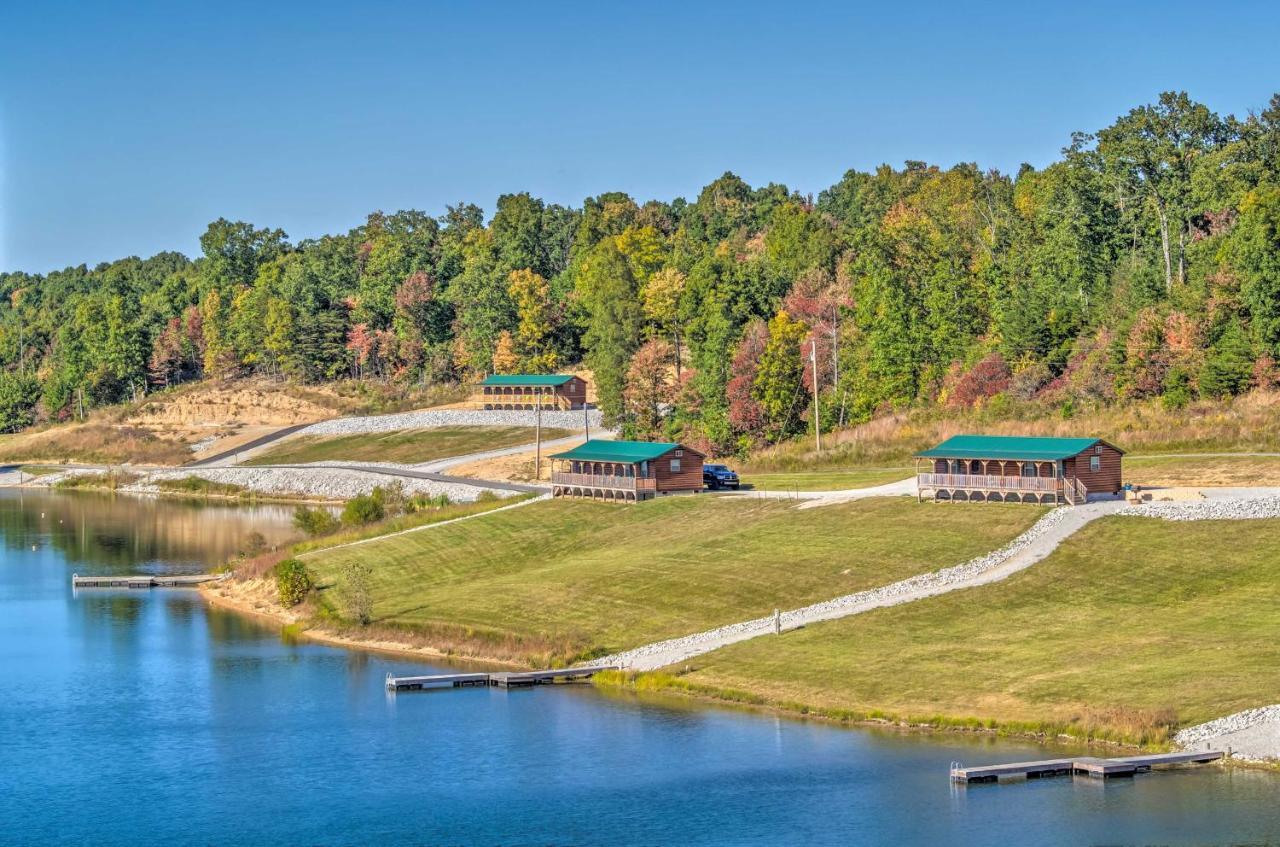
[303,496,1042,664]
[670,515,1280,742]
[246,426,570,466]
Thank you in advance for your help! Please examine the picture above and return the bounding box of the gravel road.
[299,408,602,436]
[45,465,521,502]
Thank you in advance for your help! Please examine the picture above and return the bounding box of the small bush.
[273,558,313,607]
[242,531,269,557]
[155,475,247,496]
[341,560,374,625]
[341,491,385,526]
[293,505,338,536]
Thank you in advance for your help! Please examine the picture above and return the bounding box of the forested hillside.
[3,91,1280,455]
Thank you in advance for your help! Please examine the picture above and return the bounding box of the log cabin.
[474,374,588,410]
[915,434,1124,505]
[549,440,705,502]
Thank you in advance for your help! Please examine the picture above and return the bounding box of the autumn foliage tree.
[624,339,675,439]
[752,311,809,443]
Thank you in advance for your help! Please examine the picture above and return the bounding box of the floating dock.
[386,664,619,692]
[71,573,224,589]
[950,749,1225,784]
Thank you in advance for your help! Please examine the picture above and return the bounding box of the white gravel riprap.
[42,466,512,503]
[300,408,601,436]
[1117,497,1280,521]
[1175,705,1280,761]
[597,502,1124,671]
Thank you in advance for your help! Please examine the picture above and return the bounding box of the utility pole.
[583,399,590,442]
[810,340,821,454]
[535,392,543,480]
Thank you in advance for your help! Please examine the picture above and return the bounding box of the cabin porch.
[915,457,1088,505]
[550,459,659,502]
[475,384,573,410]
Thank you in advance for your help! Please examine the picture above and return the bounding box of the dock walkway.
[386,664,618,692]
[72,573,224,589]
[950,750,1224,784]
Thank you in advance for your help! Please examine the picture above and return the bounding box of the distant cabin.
[475,374,588,410]
[915,435,1124,506]
[549,440,705,503]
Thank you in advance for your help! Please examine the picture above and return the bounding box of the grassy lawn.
[668,516,1280,742]
[302,496,1043,665]
[245,426,571,466]
[743,468,911,492]
[1124,454,1280,488]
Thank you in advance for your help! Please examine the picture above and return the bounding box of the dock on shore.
[386,664,618,692]
[71,573,224,589]
[950,749,1225,784]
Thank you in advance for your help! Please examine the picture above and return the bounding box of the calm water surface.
[1,488,1277,846]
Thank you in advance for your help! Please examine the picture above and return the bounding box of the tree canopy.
[4,91,1280,451]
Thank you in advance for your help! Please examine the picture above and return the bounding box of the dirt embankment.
[0,379,351,466]
[201,578,527,668]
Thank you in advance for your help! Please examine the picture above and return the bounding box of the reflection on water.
[1,489,1278,847]
[0,488,303,571]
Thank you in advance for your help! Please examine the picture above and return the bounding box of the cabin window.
[1021,464,1038,478]
[670,458,682,473]
[1090,456,1101,473]
[1095,445,1103,454]
[672,449,683,457]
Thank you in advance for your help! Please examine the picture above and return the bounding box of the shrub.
[1162,367,1192,410]
[341,560,373,625]
[293,505,338,536]
[242,531,268,557]
[341,491,385,526]
[273,558,312,607]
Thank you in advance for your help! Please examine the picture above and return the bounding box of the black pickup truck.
[703,463,741,490]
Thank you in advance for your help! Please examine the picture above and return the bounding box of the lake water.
[1,488,1277,846]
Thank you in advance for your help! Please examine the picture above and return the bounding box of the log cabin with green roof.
[474,374,588,410]
[549,439,705,502]
[915,434,1124,506]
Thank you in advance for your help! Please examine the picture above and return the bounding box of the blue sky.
[3,0,1280,272]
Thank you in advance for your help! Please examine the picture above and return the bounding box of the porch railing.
[552,472,657,492]
[917,472,1060,494]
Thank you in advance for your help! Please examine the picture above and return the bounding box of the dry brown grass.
[747,391,1280,472]
[0,424,193,465]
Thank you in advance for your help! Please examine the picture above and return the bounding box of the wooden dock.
[386,664,618,692]
[71,573,224,589]
[950,749,1225,784]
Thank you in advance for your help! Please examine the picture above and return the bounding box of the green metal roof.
[916,434,1121,462]
[481,374,576,386]
[549,439,682,464]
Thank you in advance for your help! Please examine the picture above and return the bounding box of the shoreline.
[12,478,344,506]
[200,577,1269,765]
[200,579,526,670]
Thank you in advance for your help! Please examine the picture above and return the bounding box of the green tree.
[575,241,642,422]
[0,371,40,432]
[1200,322,1254,398]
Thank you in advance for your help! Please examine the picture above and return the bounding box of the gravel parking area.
[300,408,601,436]
[1118,496,1280,521]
